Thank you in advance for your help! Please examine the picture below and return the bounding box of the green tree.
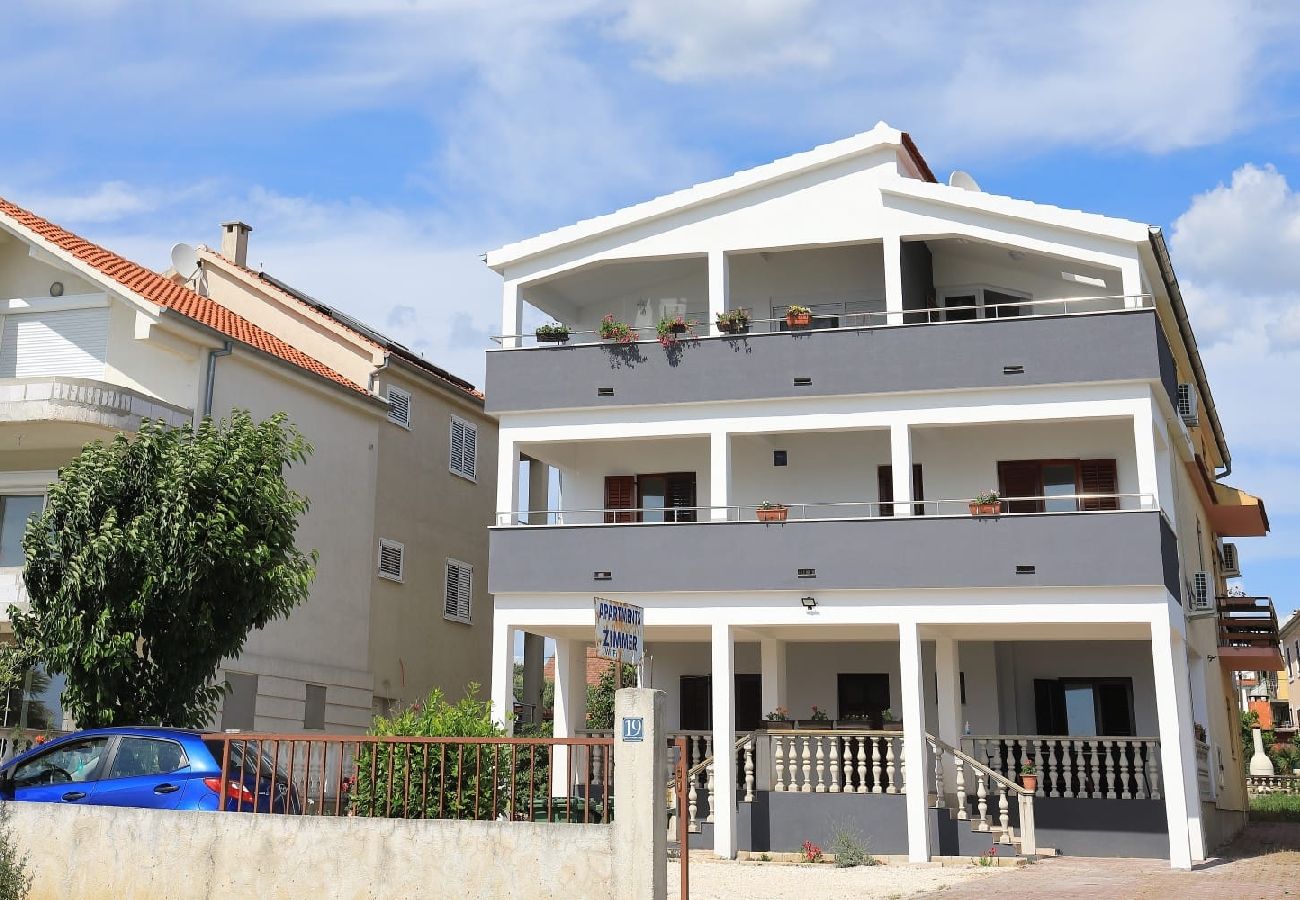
[585,662,637,730]
[11,412,316,729]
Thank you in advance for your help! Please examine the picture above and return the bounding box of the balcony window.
[0,495,43,567]
[997,459,1118,513]
[604,473,696,523]
[1035,677,1135,736]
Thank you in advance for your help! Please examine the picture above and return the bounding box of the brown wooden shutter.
[878,465,924,517]
[911,464,925,517]
[998,461,1044,513]
[666,473,697,522]
[1079,459,1119,511]
[604,476,637,523]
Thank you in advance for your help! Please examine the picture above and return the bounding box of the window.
[106,737,187,779]
[386,385,411,429]
[304,684,326,730]
[13,736,111,787]
[221,672,259,731]
[450,417,477,481]
[877,465,925,517]
[0,495,43,568]
[937,286,1032,322]
[444,559,473,623]
[997,459,1118,513]
[378,539,404,582]
[603,473,696,523]
[837,673,891,725]
[1034,677,1135,736]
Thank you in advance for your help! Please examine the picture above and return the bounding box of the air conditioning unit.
[1219,541,1241,578]
[1176,383,1199,427]
[1190,571,1212,611]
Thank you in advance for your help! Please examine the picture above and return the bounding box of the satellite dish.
[170,242,200,278]
[948,170,982,192]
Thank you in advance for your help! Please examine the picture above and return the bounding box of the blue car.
[0,727,301,813]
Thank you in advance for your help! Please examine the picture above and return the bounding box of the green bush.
[0,807,31,900]
[1250,792,1300,822]
[829,826,875,868]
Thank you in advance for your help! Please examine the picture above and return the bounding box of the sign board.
[621,717,644,742]
[594,597,644,665]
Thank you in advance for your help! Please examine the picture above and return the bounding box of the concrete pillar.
[489,617,516,733]
[759,637,787,718]
[708,250,729,335]
[935,635,962,797]
[889,422,913,517]
[1152,612,1202,868]
[613,687,668,900]
[502,279,523,348]
[1120,256,1144,308]
[496,437,519,526]
[522,633,545,725]
[526,456,549,525]
[711,622,737,858]
[709,429,731,521]
[898,620,930,862]
[883,233,904,325]
[1132,397,1160,511]
[552,640,588,796]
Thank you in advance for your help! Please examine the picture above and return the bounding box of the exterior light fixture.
[800,596,817,610]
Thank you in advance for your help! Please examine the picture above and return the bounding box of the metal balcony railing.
[1217,595,1281,652]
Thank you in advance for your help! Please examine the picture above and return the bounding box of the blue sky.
[2,0,1297,615]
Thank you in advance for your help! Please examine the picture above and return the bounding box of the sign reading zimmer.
[594,596,644,665]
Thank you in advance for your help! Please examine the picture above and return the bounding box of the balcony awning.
[1210,482,1269,537]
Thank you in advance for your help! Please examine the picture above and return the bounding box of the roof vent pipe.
[220,221,252,267]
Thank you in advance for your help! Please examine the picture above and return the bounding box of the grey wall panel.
[486,310,1172,413]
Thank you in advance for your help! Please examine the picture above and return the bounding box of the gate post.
[614,687,667,900]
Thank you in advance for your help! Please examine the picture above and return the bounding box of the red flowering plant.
[655,314,696,347]
[801,840,824,863]
[599,314,638,344]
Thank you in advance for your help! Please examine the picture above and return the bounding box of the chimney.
[220,221,252,267]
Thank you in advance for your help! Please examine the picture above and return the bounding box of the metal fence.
[207,733,616,823]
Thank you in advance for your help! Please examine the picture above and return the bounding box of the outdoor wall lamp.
[800,596,817,610]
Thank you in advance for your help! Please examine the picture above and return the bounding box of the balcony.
[0,376,191,437]
[1216,595,1284,672]
[486,299,1175,414]
[488,504,1180,597]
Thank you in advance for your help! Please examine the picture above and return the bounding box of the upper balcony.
[0,376,192,449]
[487,239,1174,414]
[1217,595,1284,672]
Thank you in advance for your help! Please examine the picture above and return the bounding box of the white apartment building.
[482,124,1279,869]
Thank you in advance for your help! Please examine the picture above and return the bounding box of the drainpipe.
[202,341,233,418]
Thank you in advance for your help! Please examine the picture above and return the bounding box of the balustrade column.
[773,735,786,792]
[743,737,755,802]
[856,738,868,794]
[800,737,812,792]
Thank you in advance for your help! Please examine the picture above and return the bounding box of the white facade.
[482,124,1272,868]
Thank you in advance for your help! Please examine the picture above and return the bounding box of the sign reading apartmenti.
[594,596,644,665]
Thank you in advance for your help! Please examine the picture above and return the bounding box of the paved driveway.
[918,821,1300,900]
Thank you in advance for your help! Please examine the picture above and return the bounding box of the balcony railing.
[497,493,1157,527]
[1216,596,1284,671]
[492,294,1153,348]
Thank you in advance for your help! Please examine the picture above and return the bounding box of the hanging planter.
[715,308,752,334]
[756,501,788,523]
[534,323,570,343]
[785,305,812,328]
[969,490,1002,516]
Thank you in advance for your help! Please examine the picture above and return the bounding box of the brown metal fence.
[206,733,615,823]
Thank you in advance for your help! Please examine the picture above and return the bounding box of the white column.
[521,632,545,725]
[935,635,962,796]
[899,620,930,862]
[496,436,520,526]
[711,622,737,858]
[1132,397,1160,511]
[1120,256,1143,308]
[890,422,913,517]
[760,637,787,717]
[883,233,904,325]
[1151,611,1202,868]
[710,428,731,521]
[552,639,588,796]
[708,250,729,335]
[502,279,523,348]
[489,616,516,732]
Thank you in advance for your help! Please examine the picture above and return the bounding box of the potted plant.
[716,308,751,334]
[834,713,872,730]
[969,489,1002,516]
[880,708,903,732]
[756,500,788,523]
[785,304,812,328]
[655,314,694,347]
[1019,763,1038,793]
[599,313,638,344]
[762,707,794,729]
[534,323,570,343]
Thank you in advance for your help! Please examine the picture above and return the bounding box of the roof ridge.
[0,196,367,395]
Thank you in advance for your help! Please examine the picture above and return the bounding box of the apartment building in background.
[0,199,493,734]
[482,123,1279,869]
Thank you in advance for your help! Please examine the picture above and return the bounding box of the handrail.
[688,733,751,779]
[490,294,1155,344]
[930,734,1027,797]
[964,733,1160,743]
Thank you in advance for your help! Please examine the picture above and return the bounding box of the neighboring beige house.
[0,199,493,734]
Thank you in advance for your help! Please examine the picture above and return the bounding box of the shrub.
[801,840,823,863]
[1250,792,1300,822]
[0,807,31,900]
[829,827,875,868]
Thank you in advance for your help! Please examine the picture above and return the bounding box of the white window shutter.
[386,386,411,428]
[449,418,477,481]
[0,308,108,379]
[444,560,473,623]
[378,539,404,582]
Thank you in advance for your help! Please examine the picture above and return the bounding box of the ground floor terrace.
[491,590,1244,869]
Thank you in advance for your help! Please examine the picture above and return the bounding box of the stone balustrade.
[963,735,1162,800]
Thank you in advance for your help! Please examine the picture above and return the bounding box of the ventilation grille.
[793,377,813,387]
[378,539,404,582]
[1190,571,1212,611]
[1219,542,1241,578]
[593,571,612,581]
[1002,364,1025,375]
[386,386,411,428]
[1015,565,1036,575]
[797,568,816,579]
[1176,383,1199,427]
[597,387,615,397]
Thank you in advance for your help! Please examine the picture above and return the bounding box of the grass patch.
[1249,792,1300,822]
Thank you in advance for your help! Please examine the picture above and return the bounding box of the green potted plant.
[715,308,751,334]
[599,313,638,344]
[656,314,694,347]
[756,500,788,523]
[762,707,793,729]
[534,323,570,343]
[969,489,1001,516]
[880,708,902,732]
[785,304,812,328]
[1019,762,1038,793]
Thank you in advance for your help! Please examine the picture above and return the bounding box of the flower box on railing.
[756,504,788,523]
[969,501,1002,516]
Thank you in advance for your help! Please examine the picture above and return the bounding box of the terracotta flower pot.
[756,506,788,523]
[969,501,1002,516]
[1020,774,1038,793]
[786,312,812,328]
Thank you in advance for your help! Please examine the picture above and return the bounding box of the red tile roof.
[0,197,367,395]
